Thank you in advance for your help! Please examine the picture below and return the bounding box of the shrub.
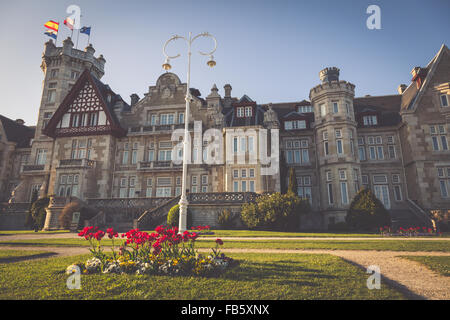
[218,209,234,229]
[167,204,180,227]
[345,188,391,231]
[240,192,310,231]
[287,167,298,195]
[58,201,98,230]
[29,196,50,230]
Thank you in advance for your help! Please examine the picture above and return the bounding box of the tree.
[58,201,98,229]
[287,167,297,195]
[241,192,310,231]
[345,188,391,231]
[167,204,180,227]
[29,196,50,231]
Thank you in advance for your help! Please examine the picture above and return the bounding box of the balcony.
[138,161,182,171]
[58,158,95,169]
[22,164,46,173]
[127,123,194,135]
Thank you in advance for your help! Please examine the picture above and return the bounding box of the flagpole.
[55,21,59,46]
[76,28,80,49]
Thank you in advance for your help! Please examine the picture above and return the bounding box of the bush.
[58,201,98,229]
[345,188,391,231]
[29,197,50,230]
[328,221,349,232]
[240,192,310,231]
[287,167,298,195]
[218,209,234,229]
[167,204,180,227]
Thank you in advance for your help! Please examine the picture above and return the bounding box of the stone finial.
[63,37,74,48]
[397,84,407,94]
[85,43,96,56]
[224,84,232,98]
[130,93,140,107]
[211,84,218,92]
[319,67,340,83]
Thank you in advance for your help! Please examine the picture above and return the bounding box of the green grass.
[1,238,449,252]
[399,256,450,277]
[0,230,69,235]
[174,230,382,238]
[0,249,54,263]
[0,252,405,299]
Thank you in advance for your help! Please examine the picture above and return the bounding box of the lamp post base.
[178,196,189,233]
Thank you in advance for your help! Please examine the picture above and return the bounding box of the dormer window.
[245,106,252,117]
[363,115,378,126]
[237,107,244,117]
[440,94,448,107]
[298,105,313,113]
[236,106,253,118]
[285,120,306,130]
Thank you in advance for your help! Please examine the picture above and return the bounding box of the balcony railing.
[138,161,182,170]
[188,192,258,204]
[22,164,45,172]
[59,158,95,168]
[128,123,194,135]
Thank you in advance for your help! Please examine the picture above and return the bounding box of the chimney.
[411,67,428,89]
[130,93,140,107]
[319,67,340,83]
[15,119,25,125]
[224,84,232,98]
[397,84,407,94]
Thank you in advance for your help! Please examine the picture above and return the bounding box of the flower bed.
[379,226,442,237]
[66,226,236,276]
[190,225,215,235]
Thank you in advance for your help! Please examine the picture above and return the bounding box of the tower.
[16,37,106,202]
[310,67,360,226]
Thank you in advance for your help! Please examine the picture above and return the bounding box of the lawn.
[399,256,450,277]
[1,238,449,252]
[0,230,69,235]
[0,249,55,263]
[0,252,405,299]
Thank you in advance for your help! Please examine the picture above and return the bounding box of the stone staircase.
[134,195,181,230]
[389,200,434,229]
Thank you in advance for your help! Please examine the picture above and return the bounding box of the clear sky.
[0,0,449,125]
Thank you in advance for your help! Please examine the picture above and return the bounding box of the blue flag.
[44,30,57,40]
[80,26,91,36]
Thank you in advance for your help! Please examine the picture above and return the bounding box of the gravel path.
[0,245,448,300]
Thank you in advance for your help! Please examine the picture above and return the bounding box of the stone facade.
[1,38,449,230]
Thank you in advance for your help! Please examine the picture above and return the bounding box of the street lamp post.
[162,32,217,233]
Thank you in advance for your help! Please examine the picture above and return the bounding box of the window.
[358,146,366,161]
[146,187,153,197]
[335,129,342,138]
[374,185,390,209]
[361,175,369,185]
[241,169,247,178]
[440,94,449,107]
[358,137,364,145]
[340,182,348,205]
[241,181,247,192]
[36,149,47,165]
[248,137,254,152]
[43,112,53,128]
[159,150,172,161]
[375,136,382,144]
[339,170,346,180]
[233,181,239,192]
[191,175,198,186]
[373,175,388,184]
[71,139,92,159]
[393,185,402,201]
[285,120,306,130]
[298,105,313,113]
[122,150,129,164]
[249,168,255,178]
[392,174,400,184]
[240,137,246,152]
[70,70,79,80]
[150,114,157,125]
[327,183,334,205]
[336,140,343,155]
[324,141,329,156]
[388,145,396,159]
[233,169,239,178]
[50,69,58,78]
[178,112,184,124]
[326,171,332,181]
[47,90,56,103]
[285,139,309,164]
[233,137,238,153]
[201,175,208,185]
[387,136,394,144]
[148,149,155,162]
[297,176,312,204]
[363,115,378,126]
[333,102,338,113]
[368,136,375,145]
[58,174,79,197]
[249,180,255,192]
[245,107,252,117]
[156,187,172,197]
[377,146,384,160]
[345,103,350,115]
[320,104,326,117]
[236,107,244,117]
[430,125,448,151]
[369,146,376,160]
[438,168,450,198]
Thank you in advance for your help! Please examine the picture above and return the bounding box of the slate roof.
[0,115,35,148]
[354,94,402,127]
[224,95,265,127]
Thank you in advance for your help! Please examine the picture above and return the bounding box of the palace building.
[0,37,449,230]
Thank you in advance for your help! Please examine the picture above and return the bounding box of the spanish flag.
[44,20,59,32]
